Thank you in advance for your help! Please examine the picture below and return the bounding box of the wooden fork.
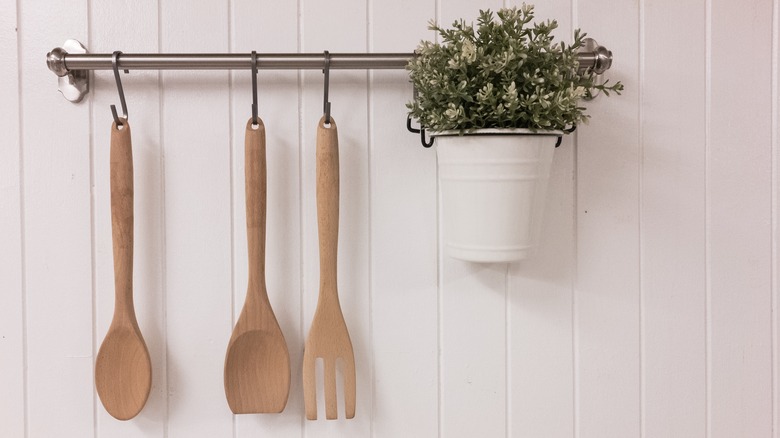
[303,116,356,420]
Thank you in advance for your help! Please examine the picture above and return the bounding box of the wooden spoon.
[224,118,291,414]
[95,119,152,421]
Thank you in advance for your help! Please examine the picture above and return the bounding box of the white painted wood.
[159,1,233,436]
[369,0,439,436]
[440,262,507,438]
[0,2,24,436]
[771,2,780,438]
[505,1,576,436]
[18,0,95,436]
[301,0,371,434]
[229,1,302,436]
[575,1,641,437]
[19,1,94,437]
[436,2,508,437]
[708,0,774,436]
[774,2,780,436]
[89,0,166,434]
[641,1,706,437]
[8,0,780,436]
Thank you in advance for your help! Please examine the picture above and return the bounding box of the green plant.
[406,5,623,132]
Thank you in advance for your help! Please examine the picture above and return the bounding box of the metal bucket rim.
[430,128,564,137]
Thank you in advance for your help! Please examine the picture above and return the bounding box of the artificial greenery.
[406,5,623,132]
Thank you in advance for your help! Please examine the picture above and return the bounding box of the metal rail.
[48,52,414,74]
[46,39,613,103]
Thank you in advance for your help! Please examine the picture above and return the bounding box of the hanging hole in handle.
[250,110,260,130]
[111,105,126,130]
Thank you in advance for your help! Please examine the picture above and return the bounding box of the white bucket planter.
[434,128,562,263]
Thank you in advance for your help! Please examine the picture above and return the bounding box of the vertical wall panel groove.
[86,1,97,434]
[366,0,375,434]
[17,2,29,433]
[226,2,236,437]
[572,132,579,438]
[434,2,443,438]
[504,265,509,438]
[226,0,236,438]
[571,1,580,436]
[704,0,712,435]
[156,0,170,434]
[366,3,374,436]
[296,1,305,435]
[637,1,644,436]
[226,2,236,434]
[773,0,780,435]
[296,0,305,434]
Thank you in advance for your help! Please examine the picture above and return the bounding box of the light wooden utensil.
[303,116,356,420]
[95,119,152,421]
[224,118,291,414]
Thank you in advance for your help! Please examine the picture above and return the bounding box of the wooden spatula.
[224,118,291,414]
[95,119,152,421]
[303,116,356,420]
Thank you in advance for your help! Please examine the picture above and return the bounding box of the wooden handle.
[316,116,339,293]
[245,118,267,290]
[110,120,134,319]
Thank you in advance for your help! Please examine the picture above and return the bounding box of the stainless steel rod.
[47,51,602,74]
[48,52,414,75]
[46,40,612,103]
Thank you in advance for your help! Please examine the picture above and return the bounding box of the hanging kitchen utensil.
[95,51,153,421]
[302,53,356,420]
[224,52,291,414]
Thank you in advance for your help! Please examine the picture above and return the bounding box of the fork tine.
[303,353,317,420]
[324,359,338,420]
[342,355,356,419]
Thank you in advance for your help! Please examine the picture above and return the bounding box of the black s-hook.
[251,50,259,126]
[323,50,331,124]
[405,116,434,148]
[406,85,434,148]
[110,51,129,127]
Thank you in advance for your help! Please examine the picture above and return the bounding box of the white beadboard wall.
[1,0,779,436]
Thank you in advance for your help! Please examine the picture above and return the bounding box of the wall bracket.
[46,39,89,103]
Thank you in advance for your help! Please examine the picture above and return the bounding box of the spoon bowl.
[224,321,290,413]
[95,325,152,420]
